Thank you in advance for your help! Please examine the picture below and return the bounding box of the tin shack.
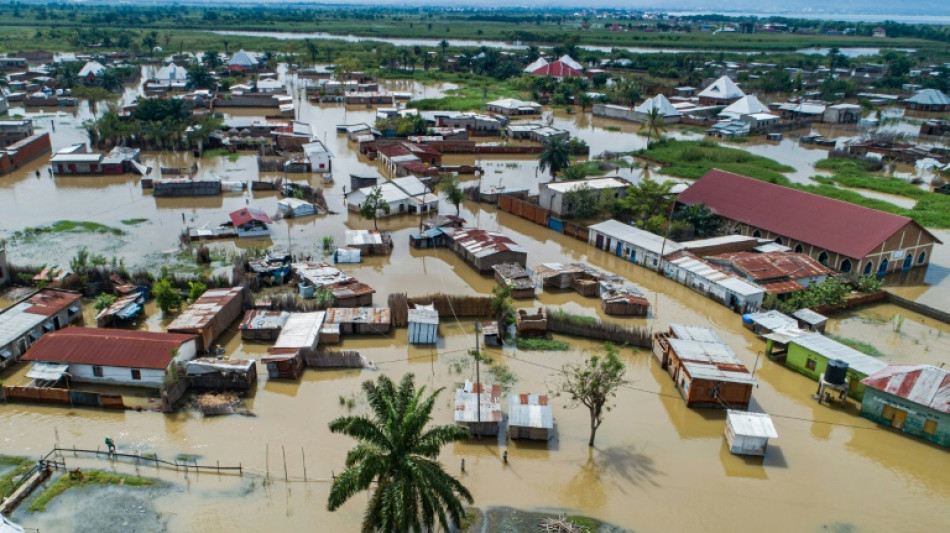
[167,287,245,352]
[724,410,778,456]
[508,393,554,441]
[238,310,289,341]
[859,365,950,448]
[324,307,391,335]
[443,228,528,274]
[454,381,502,437]
[783,333,887,400]
[407,304,439,345]
[492,262,535,299]
[186,358,257,390]
[262,312,325,379]
[653,324,754,409]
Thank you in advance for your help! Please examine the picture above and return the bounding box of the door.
[594,234,603,249]
[615,241,623,257]
[878,258,889,275]
[902,254,912,271]
[892,409,908,430]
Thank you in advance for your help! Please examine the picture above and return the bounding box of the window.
[863,261,873,275]
[924,419,938,436]
[131,369,142,380]
[752,230,762,238]
[774,237,784,245]
[93,366,103,378]
[918,251,927,265]
[805,358,817,371]
[840,259,852,273]
[794,243,804,253]
[878,258,889,275]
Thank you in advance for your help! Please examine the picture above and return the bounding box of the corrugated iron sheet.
[861,365,950,414]
[22,328,193,369]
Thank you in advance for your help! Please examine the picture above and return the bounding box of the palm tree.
[328,374,472,533]
[643,107,667,149]
[538,136,571,180]
[437,174,464,214]
[439,39,449,56]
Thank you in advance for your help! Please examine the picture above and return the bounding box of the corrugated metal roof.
[698,75,745,100]
[727,410,778,439]
[239,310,290,331]
[167,287,243,331]
[454,381,502,423]
[324,307,391,325]
[791,308,828,326]
[708,251,831,281]
[508,393,554,430]
[544,177,628,194]
[22,328,193,369]
[745,311,797,331]
[906,88,950,106]
[678,170,940,259]
[861,365,950,414]
[229,208,272,227]
[791,333,888,376]
[274,312,325,350]
[408,306,439,325]
[444,228,527,257]
[668,325,754,385]
[589,219,685,256]
[345,230,384,246]
[0,289,81,347]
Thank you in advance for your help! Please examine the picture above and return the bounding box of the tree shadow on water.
[560,445,663,509]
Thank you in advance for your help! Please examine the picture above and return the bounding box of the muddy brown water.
[1,67,949,532]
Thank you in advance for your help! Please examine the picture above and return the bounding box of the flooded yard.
[1,67,949,532]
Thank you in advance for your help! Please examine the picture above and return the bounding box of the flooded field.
[1,66,950,532]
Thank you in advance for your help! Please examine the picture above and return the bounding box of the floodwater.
[1,66,950,532]
[210,30,911,58]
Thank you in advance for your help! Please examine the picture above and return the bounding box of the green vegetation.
[21,220,124,237]
[639,139,794,182]
[556,343,628,447]
[812,158,950,228]
[437,174,465,215]
[120,218,149,226]
[358,186,390,230]
[551,310,597,327]
[516,337,570,351]
[203,148,241,162]
[70,85,120,101]
[28,470,155,513]
[0,456,35,496]
[187,280,207,302]
[153,278,182,314]
[93,293,117,312]
[328,374,472,532]
[763,277,850,314]
[830,335,886,358]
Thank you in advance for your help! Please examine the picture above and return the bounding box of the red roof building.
[229,208,272,227]
[23,328,196,370]
[677,170,941,276]
[705,251,831,294]
[530,61,582,78]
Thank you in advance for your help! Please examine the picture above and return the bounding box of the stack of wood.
[195,392,241,416]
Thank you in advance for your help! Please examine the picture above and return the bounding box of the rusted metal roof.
[229,208,272,227]
[444,228,527,258]
[678,170,941,259]
[708,251,831,281]
[22,328,194,369]
[759,280,806,295]
[454,381,503,423]
[239,310,289,331]
[324,307,391,325]
[12,289,81,317]
[508,393,554,430]
[167,287,244,331]
[861,365,950,414]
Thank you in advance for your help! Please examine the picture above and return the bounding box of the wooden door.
[892,409,908,430]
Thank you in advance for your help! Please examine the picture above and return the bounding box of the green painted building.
[784,333,887,401]
[860,365,950,448]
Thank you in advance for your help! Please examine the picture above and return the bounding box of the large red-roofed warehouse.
[677,170,941,276]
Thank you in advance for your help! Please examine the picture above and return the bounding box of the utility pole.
[475,323,481,438]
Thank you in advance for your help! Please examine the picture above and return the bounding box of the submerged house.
[677,169,941,276]
[442,228,528,274]
[705,251,831,295]
[903,89,950,112]
[492,262,535,299]
[94,292,146,327]
[21,328,197,388]
[780,333,888,400]
[454,381,502,436]
[324,307,391,335]
[653,324,754,409]
[186,358,257,391]
[167,287,245,352]
[588,219,684,269]
[229,208,273,238]
[724,410,778,457]
[238,309,290,341]
[698,76,745,106]
[508,393,554,441]
[860,365,950,448]
[0,288,82,370]
[262,311,325,379]
[407,304,439,345]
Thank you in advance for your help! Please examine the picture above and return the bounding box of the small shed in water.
[791,308,828,333]
[454,381,502,436]
[492,262,535,299]
[167,287,245,352]
[408,304,439,344]
[324,307,391,335]
[725,410,778,456]
[186,358,257,390]
[859,364,950,448]
[599,281,649,316]
[508,393,554,441]
[238,310,289,341]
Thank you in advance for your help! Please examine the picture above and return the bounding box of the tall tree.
[358,186,390,230]
[643,107,667,149]
[437,174,464,215]
[537,136,571,180]
[612,177,674,226]
[328,374,473,533]
[557,344,628,447]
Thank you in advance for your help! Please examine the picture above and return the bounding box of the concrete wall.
[860,388,949,447]
[69,363,166,388]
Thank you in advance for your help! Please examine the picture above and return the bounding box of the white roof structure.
[303,141,332,157]
[666,253,765,298]
[390,175,429,197]
[257,78,285,91]
[487,98,542,112]
[779,102,826,115]
[719,95,771,119]
[508,393,554,430]
[348,182,411,206]
[906,88,950,107]
[273,312,325,351]
[408,305,439,325]
[454,381,502,424]
[545,177,628,194]
[524,57,549,73]
[745,310,798,332]
[727,410,778,439]
[634,94,682,118]
[78,61,106,78]
[698,75,745,101]
[791,333,888,376]
[229,49,258,68]
[155,62,188,82]
[558,54,584,71]
[589,219,685,256]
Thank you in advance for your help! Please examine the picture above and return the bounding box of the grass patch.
[604,125,622,132]
[638,139,794,183]
[516,337,570,351]
[28,470,155,513]
[21,220,124,237]
[120,218,149,226]
[830,335,886,358]
[810,158,950,228]
[203,148,241,161]
[70,85,120,101]
[0,456,35,496]
[551,310,598,327]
